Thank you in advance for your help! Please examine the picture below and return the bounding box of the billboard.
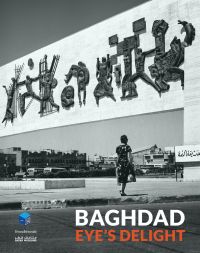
[175,145,200,163]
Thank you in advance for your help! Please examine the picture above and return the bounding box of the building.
[0,153,17,177]
[0,147,22,167]
[131,144,175,173]
[100,155,117,170]
[23,150,87,170]
[132,146,155,166]
[0,147,22,176]
[93,145,174,171]
[132,145,165,165]
[92,154,117,170]
[0,147,87,173]
[144,152,174,168]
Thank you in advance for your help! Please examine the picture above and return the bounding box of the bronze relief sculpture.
[113,65,122,88]
[2,54,60,124]
[94,55,116,105]
[109,18,195,99]
[2,78,17,124]
[2,64,24,125]
[18,75,41,116]
[38,54,60,116]
[2,17,196,126]
[28,58,34,70]
[149,20,195,91]
[64,62,90,107]
[61,86,75,109]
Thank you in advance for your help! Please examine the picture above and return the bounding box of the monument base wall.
[0,179,85,190]
[184,166,200,181]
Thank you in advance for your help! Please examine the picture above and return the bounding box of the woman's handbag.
[127,164,136,182]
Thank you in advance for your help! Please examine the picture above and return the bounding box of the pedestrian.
[116,135,134,196]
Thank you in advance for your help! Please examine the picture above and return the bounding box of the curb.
[149,194,200,203]
[0,194,200,210]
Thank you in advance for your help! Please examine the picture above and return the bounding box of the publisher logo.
[18,212,31,226]
[15,212,37,242]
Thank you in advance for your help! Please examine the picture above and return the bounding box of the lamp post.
[3,164,6,178]
[4,156,8,177]
[26,162,30,178]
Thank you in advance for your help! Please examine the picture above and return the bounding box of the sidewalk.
[0,178,200,210]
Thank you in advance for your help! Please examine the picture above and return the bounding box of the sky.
[0,0,183,157]
[0,0,149,67]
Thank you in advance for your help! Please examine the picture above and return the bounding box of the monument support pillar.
[184,12,200,180]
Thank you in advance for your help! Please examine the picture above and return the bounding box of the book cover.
[0,0,199,252]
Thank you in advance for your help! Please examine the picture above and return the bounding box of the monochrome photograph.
[0,0,199,252]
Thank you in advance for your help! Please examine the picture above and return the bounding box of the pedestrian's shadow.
[126,194,148,197]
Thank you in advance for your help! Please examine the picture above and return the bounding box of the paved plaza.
[0,178,199,209]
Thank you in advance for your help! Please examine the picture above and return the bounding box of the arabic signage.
[175,145,200,163]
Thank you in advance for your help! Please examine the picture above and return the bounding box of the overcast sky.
[0,0,183,157]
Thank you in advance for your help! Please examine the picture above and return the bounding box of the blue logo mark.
[18,212,31,226]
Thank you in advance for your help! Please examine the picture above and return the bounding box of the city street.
[0,201,199,253]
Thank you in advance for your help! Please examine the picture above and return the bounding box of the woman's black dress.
[116,144,132,183]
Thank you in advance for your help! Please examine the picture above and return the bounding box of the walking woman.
[116,135,133,196]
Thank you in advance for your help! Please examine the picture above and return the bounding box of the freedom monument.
[0,0,199,181]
